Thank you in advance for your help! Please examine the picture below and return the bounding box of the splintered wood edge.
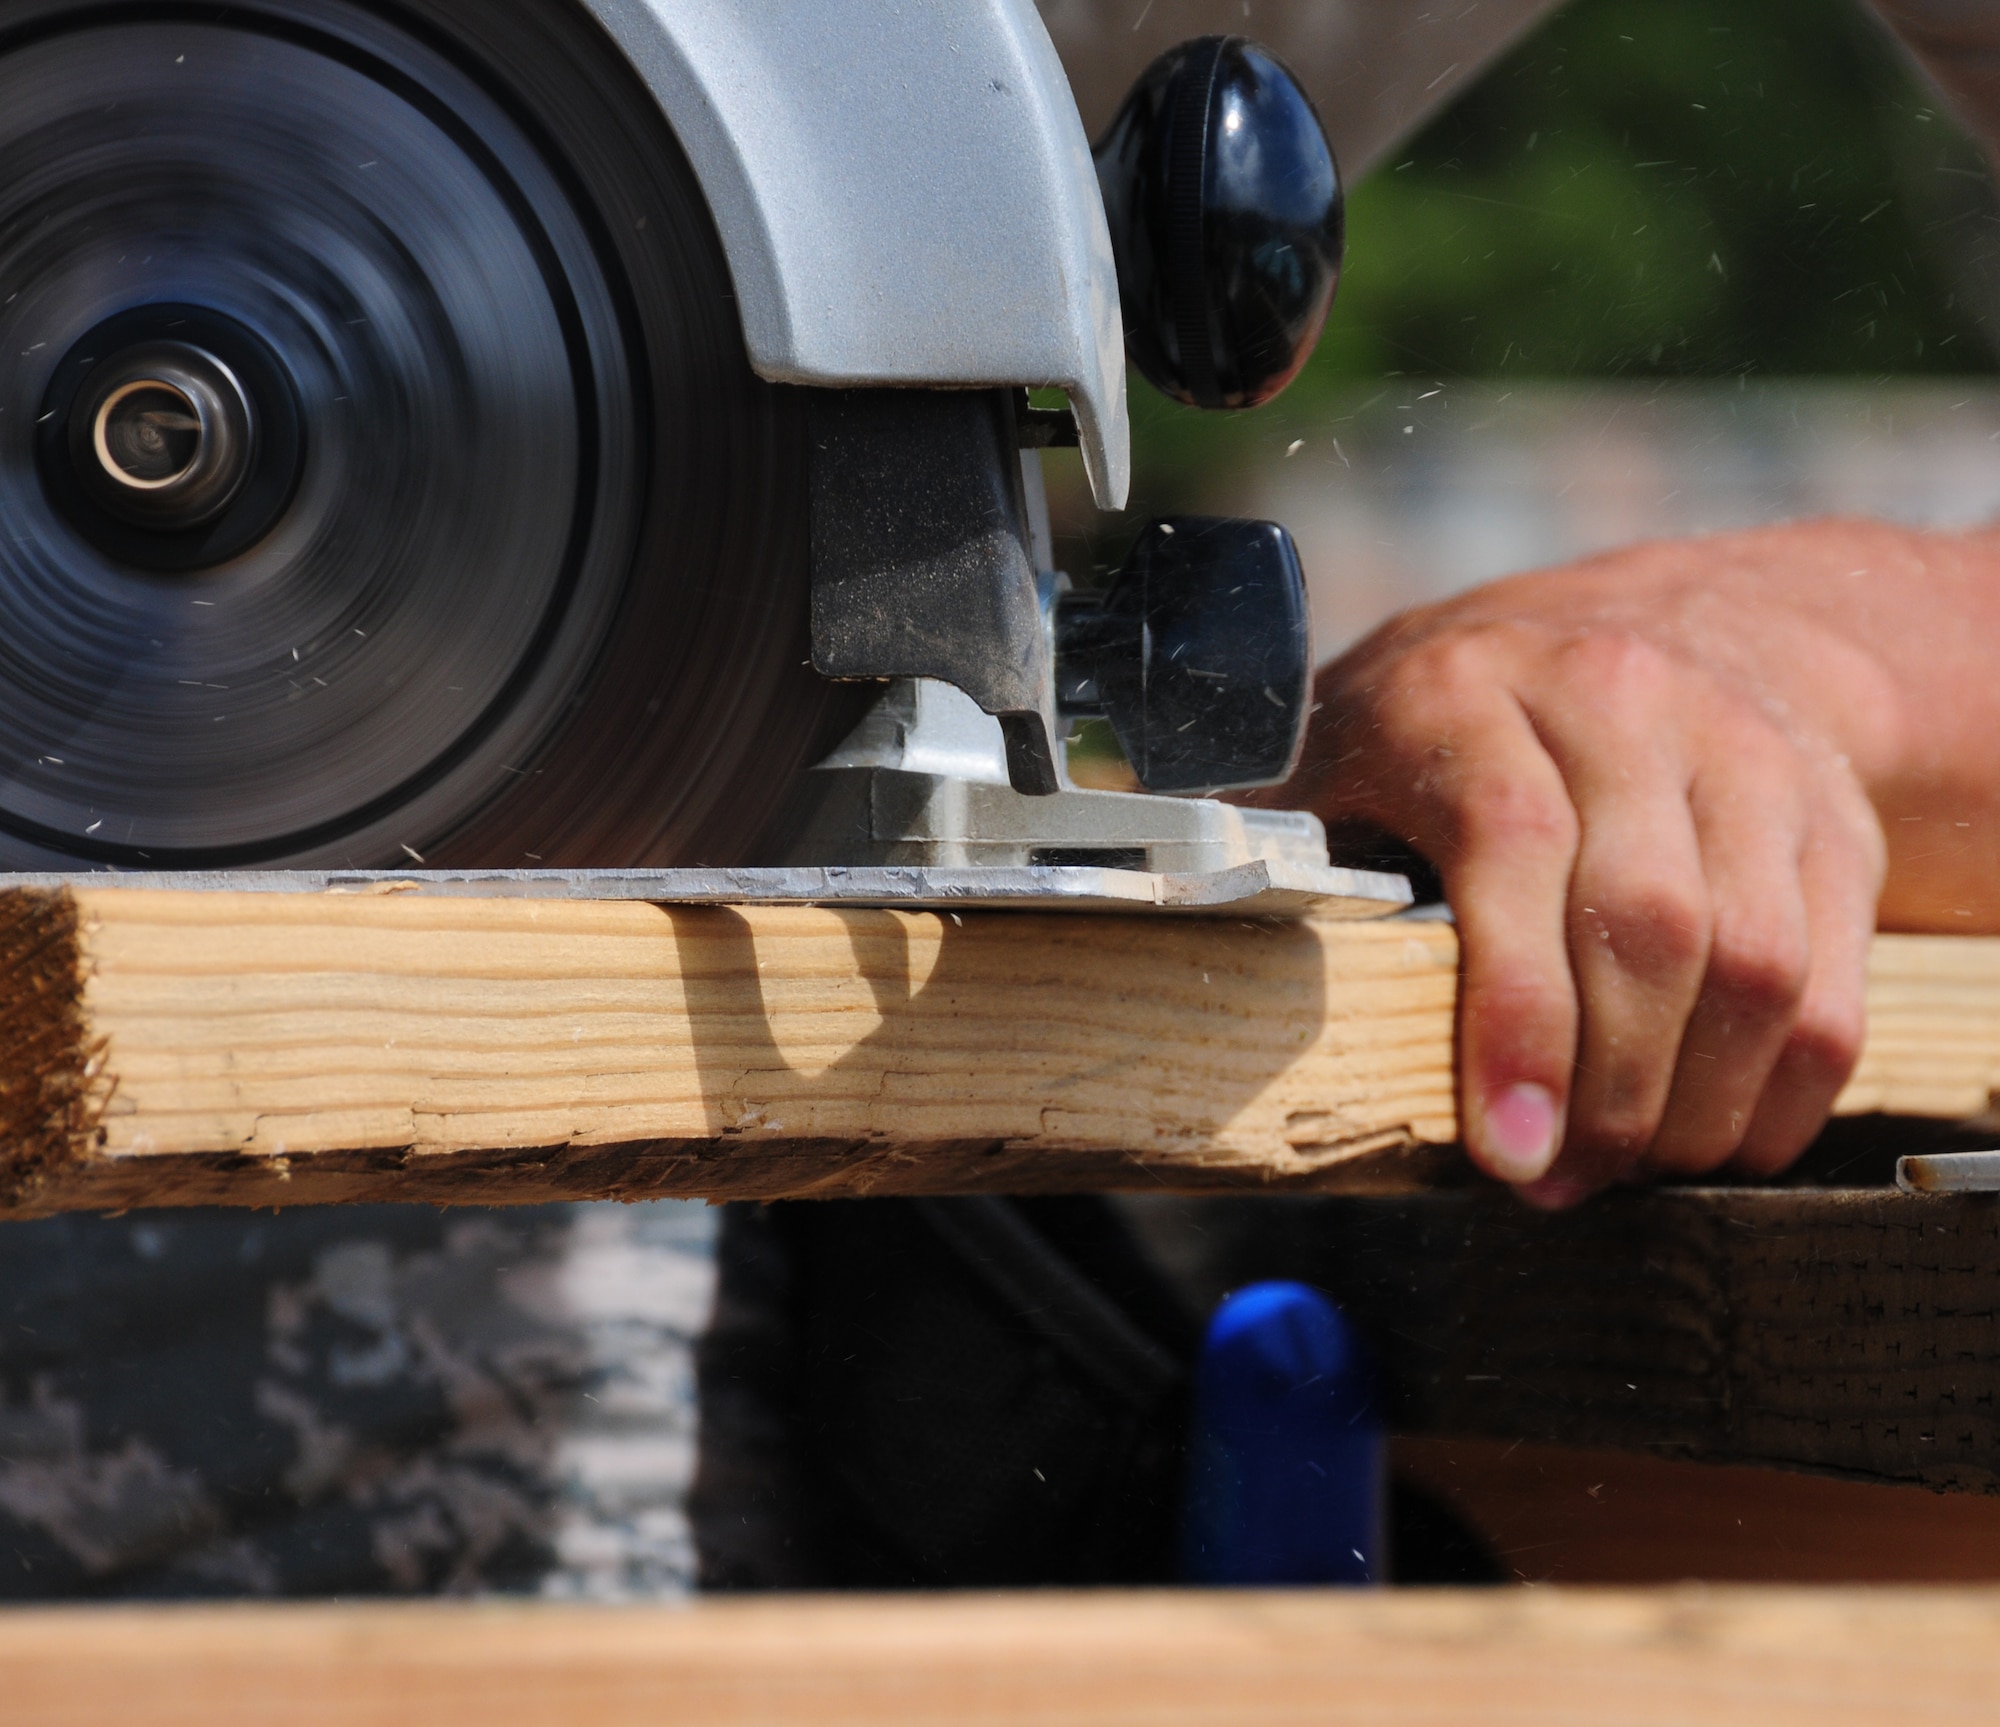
[0,887,103,1211]
[0,1135,1476,1217]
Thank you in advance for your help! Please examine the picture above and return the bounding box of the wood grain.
[4,1590,2000,1727]
[1844,931,2000,1118]
[4,884,2000,1214]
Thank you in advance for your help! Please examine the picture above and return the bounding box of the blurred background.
[1039,0,2000,664]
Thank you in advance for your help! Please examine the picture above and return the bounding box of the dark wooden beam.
[1187,1182,2000,1494]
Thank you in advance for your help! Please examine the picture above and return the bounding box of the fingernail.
[1480,1082,1560,1182]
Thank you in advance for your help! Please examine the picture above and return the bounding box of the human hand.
[1283,526,1916,1205]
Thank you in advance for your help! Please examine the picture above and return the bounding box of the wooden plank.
[3,883,2000,1214]
[3,1590,2000,1727]
[0,885,1462,1215]
[1201,1188,2000,1495]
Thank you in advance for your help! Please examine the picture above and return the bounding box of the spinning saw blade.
[0,0,861,870]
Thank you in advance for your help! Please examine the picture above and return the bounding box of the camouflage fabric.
[0,1202,719,1600]
[0,1196,1218,1601]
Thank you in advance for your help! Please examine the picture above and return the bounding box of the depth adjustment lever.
[1054,516,1312,796]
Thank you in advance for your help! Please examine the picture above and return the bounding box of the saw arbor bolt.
[77,344,256,531]
[36,303,305,579]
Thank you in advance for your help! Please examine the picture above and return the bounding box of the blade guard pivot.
[809,388,1061,796]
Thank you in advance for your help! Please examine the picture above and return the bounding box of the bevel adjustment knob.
[1056,516,1311,795]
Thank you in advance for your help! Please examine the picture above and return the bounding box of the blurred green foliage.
[1323,0,1994,380]
[1127,0,2000,484]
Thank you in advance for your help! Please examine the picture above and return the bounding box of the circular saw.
[0,2,1350,888]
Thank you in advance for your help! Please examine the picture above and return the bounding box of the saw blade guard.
[582,0,1132,514]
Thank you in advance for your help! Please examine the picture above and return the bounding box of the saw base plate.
[0,864,1411,920]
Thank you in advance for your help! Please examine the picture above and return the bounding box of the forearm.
[1730,518,2000,930]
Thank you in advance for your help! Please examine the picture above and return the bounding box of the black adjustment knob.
[1095,37,1344,411]
[1056,517,1311,795]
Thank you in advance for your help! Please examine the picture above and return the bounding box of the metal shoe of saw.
[0,6,1388,913]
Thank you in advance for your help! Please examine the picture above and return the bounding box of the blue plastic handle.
[1179,1281,1385,1585]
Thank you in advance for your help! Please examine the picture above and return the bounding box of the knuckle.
[1555,630,1675,711]
[1359,643,1497,756]
[1705,919,1810,1019]
[1372,632,1495,721]
[1571,1048,1677,1161]
[1718,729,1805,812]
[1464,960,1573,1038]
[1595,1054,1673,1132]
[1417,629,1511,701]
[1579,874,1711,980]
[1784,994,1867,1089]
[1565,1105,1660,1171]
[1456,777,1580,859]
[1646,1088,1762,1177]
